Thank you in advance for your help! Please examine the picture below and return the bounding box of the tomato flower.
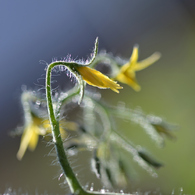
[76,66,122,93]
[115,46,161,91]
[17,114,77,160]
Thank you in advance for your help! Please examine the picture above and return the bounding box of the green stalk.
[46,62,85,194]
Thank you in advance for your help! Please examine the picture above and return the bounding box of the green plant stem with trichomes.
[46,62,86,194]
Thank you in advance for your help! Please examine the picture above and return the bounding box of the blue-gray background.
[1,1,195,194]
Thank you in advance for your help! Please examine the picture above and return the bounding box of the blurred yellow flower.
[17,115,77,160]
[76,66,122,93]
[115,46,161,91]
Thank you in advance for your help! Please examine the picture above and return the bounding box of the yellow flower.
[115,46,161,91]
[17,123,39,160]
[76,66,122,93]
[17,114,77,160]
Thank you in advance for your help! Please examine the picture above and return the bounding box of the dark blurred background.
[1,0,195,194]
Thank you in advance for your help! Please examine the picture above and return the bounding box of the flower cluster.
[14,38,176,194]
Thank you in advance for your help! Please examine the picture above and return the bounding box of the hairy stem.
[46,63,85,194]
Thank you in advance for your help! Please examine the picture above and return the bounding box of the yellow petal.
[116,73,141,91]
[76,66,122,93]
[118,62,130,74]
[59,128,67,139]
[33,115,43,126]
[134,52,161,71]
[42,120,52,132]
[28,125,39,151]
[16,124,35,160]
[129,45,139,66]
[122,46,139,74]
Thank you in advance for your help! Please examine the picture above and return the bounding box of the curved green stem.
[46,62,85,194]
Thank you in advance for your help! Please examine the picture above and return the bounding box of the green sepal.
[138,150,163,169]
